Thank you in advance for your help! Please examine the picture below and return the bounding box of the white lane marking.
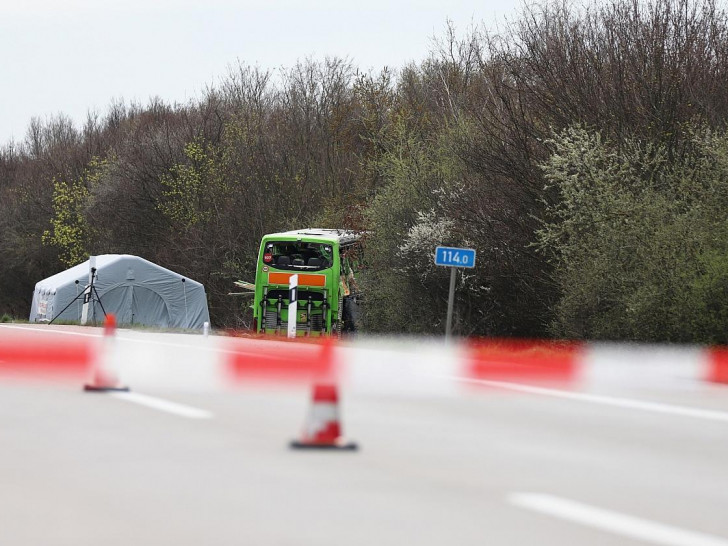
[109,391,213,419]
[0,324,102,338]
[0,324,219,351]
[509,493,728,546]
[0,324,292,359]
[450,376,728,423]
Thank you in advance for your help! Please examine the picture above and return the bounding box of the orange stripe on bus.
[268,272,327,287]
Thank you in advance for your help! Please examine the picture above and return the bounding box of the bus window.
[263,241,333,272]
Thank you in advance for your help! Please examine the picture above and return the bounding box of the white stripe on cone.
[303,402,340,441]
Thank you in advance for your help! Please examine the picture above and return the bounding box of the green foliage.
[42,178,90,266]
[41,157,109,267]
[537,125,728,343]
[361,115,465,333]
[158,138,231,230]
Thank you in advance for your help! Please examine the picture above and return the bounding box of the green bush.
[537,124,728,343]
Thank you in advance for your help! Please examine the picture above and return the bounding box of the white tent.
[29,255,210,329]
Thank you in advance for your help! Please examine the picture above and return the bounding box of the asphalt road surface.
[2,324,728,545]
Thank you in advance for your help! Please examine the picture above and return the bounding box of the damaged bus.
[252,229,363,336]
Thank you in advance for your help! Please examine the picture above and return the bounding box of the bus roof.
[263,228,361,246]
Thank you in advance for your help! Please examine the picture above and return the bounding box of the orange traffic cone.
[290,384,357,450]
[84,314,129,392]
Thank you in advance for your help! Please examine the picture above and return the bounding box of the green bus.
[253,229,363,336]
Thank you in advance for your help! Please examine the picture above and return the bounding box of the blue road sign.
[435,246,476,268]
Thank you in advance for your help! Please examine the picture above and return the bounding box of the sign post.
[445,267,457,339]
[434,246,476,341]
[287,274,299,339]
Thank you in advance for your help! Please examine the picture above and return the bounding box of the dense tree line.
[2,0,728,342]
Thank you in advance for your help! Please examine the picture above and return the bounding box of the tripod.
[50,267,107,325]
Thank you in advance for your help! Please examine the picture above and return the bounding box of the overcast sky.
[0,0,522,146]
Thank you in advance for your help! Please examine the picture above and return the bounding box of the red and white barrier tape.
[0,326,727,391]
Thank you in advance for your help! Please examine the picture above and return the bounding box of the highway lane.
[1,325,728,545]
